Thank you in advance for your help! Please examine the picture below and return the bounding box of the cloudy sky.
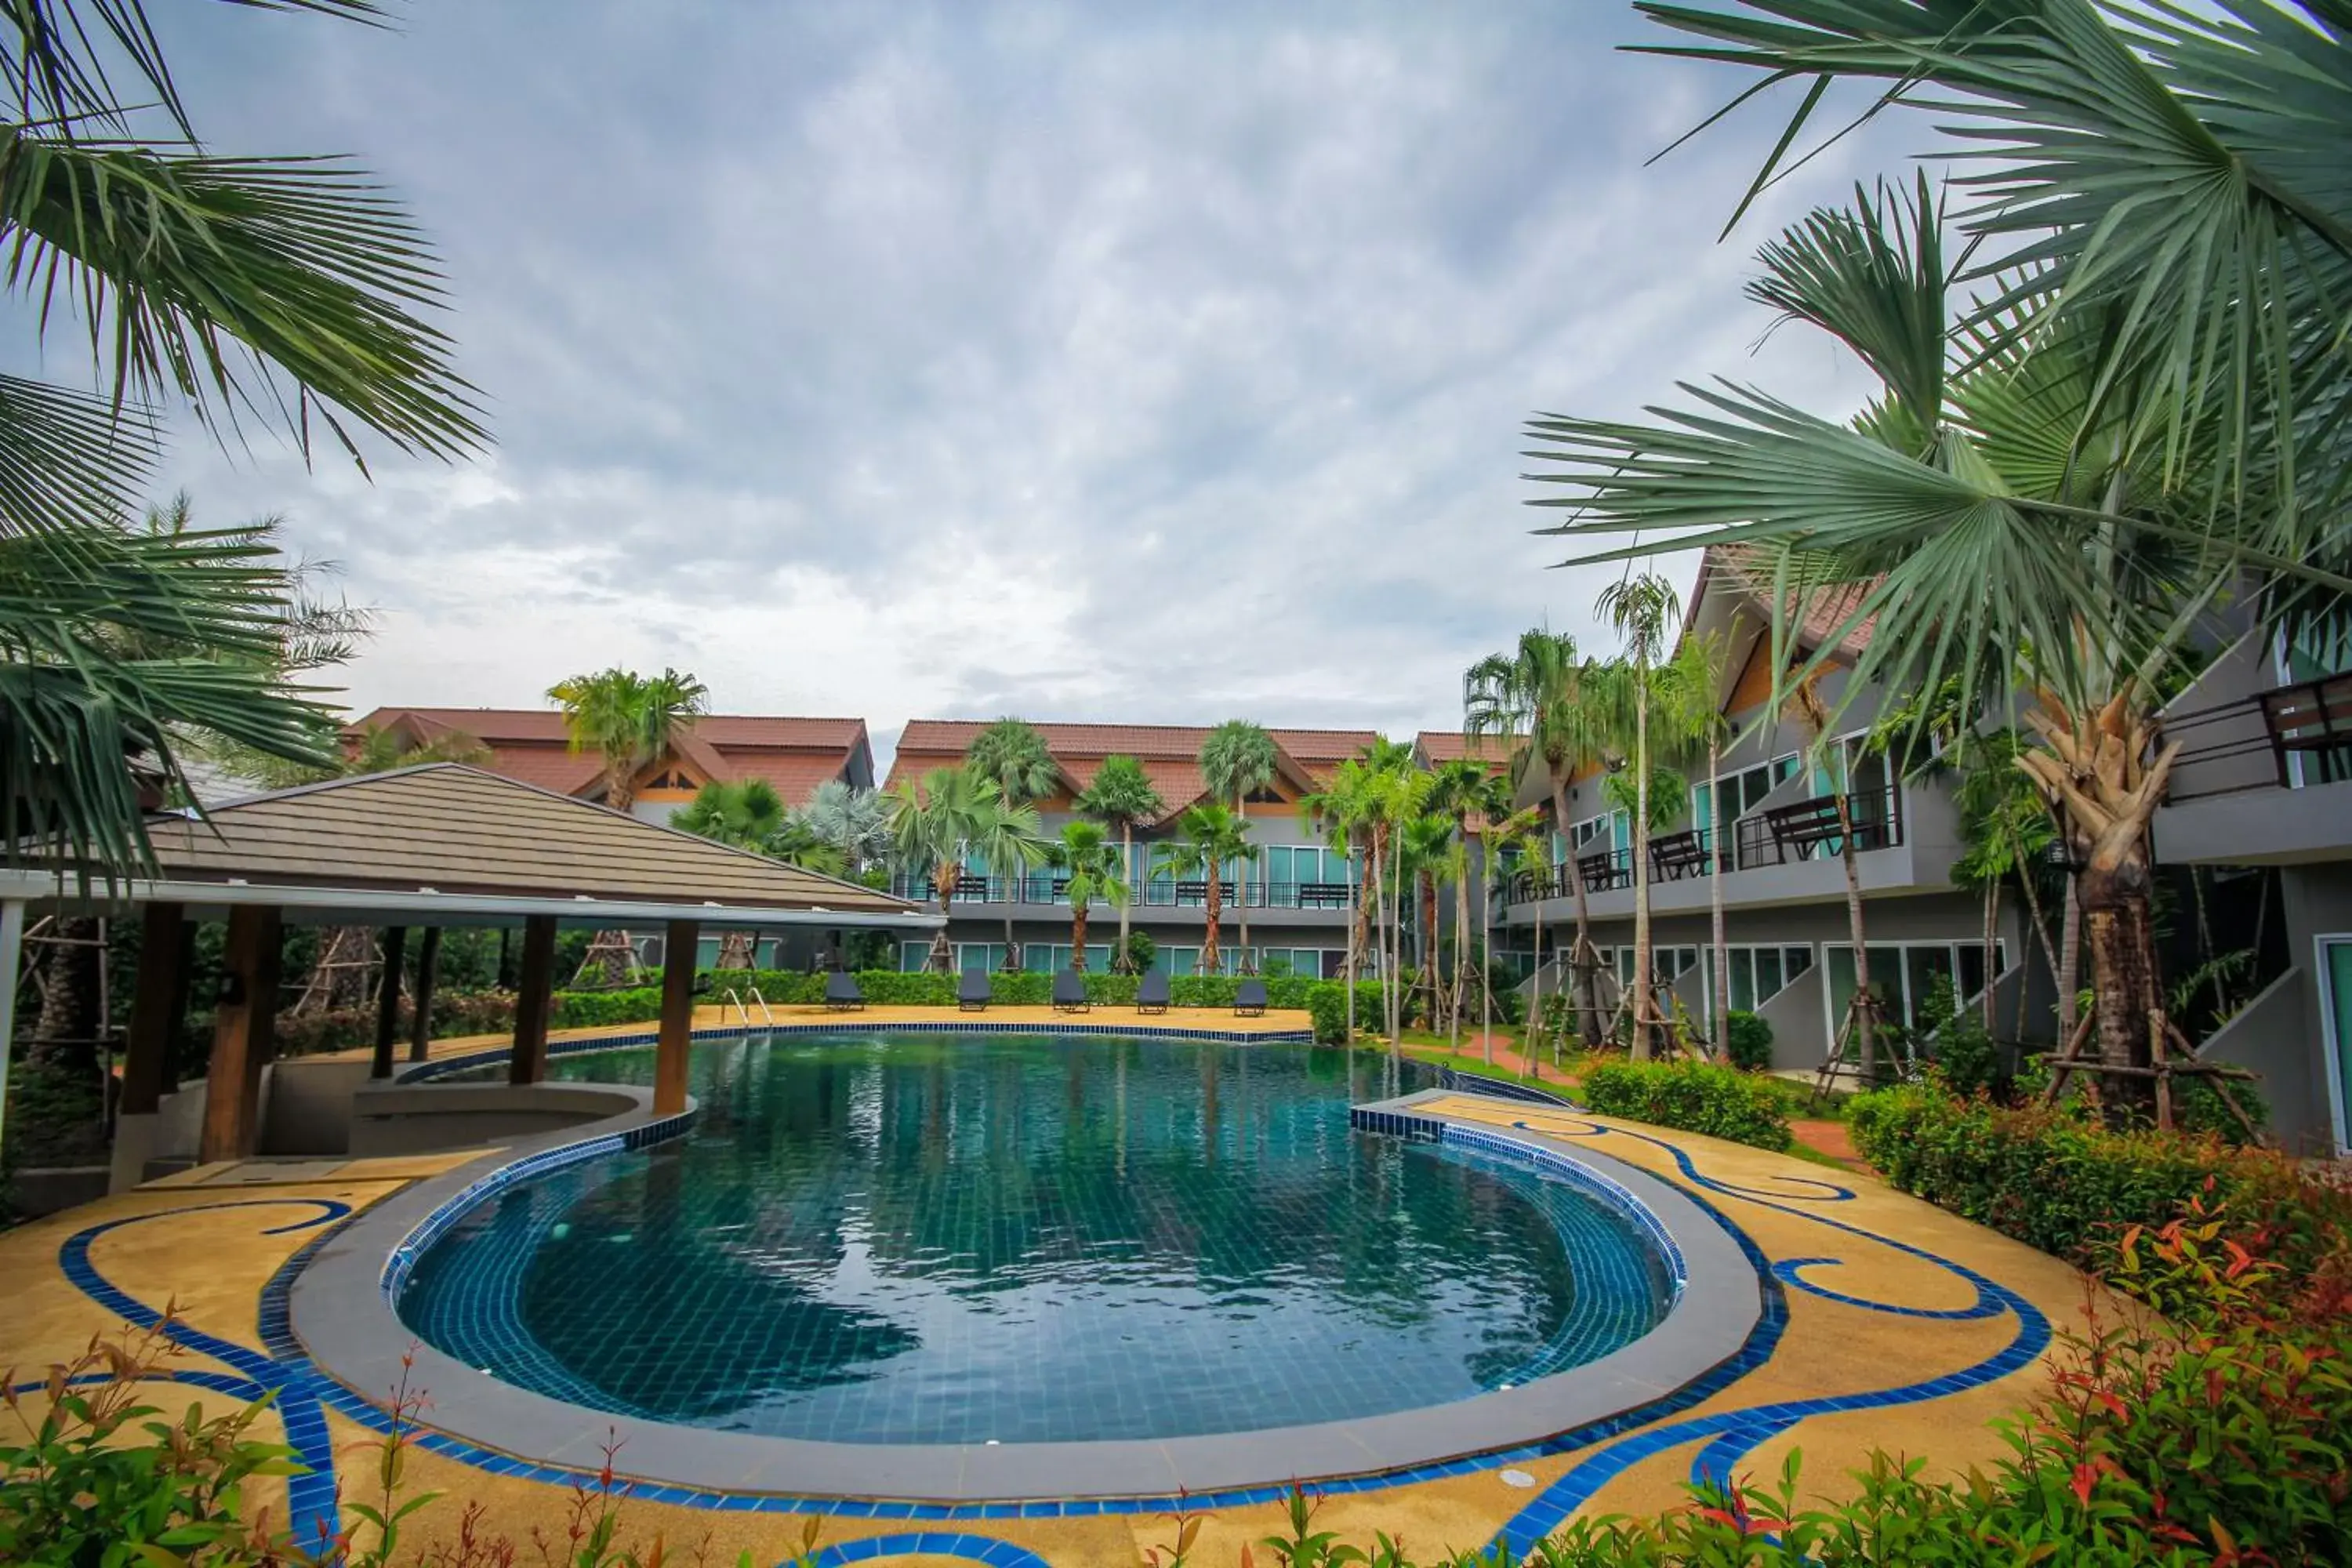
[132,1,1899,767]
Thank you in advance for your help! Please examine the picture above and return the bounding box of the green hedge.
[545,967,1334,1024]
[1581,1058,1794,1151]
[1847,1082,2340,1270]
[1305,980,1391,1044]
[1723,1009,1773,1073]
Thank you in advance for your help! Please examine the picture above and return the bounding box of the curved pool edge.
[287,1076,1766,1505]
[396,1018,1314,1083]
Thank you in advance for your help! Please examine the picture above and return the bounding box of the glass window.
[900,941,929,972]
[1730,949,1755,1013]
[1907,946,1956,1026]
[1165,946,1200,977]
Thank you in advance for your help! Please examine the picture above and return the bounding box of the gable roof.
[349,708,872,805]
[1414,731,1518,772]
[1687,544,1878,659]
[886,720,1381,823]
[139,764,914,916]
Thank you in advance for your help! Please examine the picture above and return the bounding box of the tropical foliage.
[671,779,845,876]
[1153,802,1248,977]
[884,764,1048,971]
[0,2,485,877]
[1200,719,1279,966]
[1047,819,1129,968]
[545,667,707,811]
[1076,753,1164,971]
[965,717,1060,805]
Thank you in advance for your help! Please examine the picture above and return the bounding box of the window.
[1162,946,1201,976]
[2319,936,2352,1156]
[1824,940,2009,1035]
[1025,943,1112,972]
[1716,753,1802,820]
[1721,945,1814,1014]
[900,940,929,972]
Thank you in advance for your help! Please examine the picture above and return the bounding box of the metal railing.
[2161,668,2352,800]
[1733,786,1904,868]
[888,873,1359,911]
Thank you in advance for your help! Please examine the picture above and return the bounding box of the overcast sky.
[124,1,1898,768]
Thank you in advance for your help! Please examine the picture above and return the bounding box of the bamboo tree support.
[570,929,639,990]
[2037,1007,2265,1139]
[1813,988,1893,1102]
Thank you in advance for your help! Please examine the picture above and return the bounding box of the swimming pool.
[395,1033,1675,1446]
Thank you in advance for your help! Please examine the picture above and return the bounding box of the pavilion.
[0,765,938,1185]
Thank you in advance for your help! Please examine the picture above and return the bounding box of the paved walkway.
[2,1048,2085,1568]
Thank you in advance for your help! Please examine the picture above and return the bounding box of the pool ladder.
[720,987,775,1026]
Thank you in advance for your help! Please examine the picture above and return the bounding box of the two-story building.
[882,721,1378,975]
[2152,618,2352,1156]
[348,708,876,825]
[1495,546,2042,1071]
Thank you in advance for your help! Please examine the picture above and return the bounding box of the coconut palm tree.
[1399,811,1458,1036]
[967,718,1062,808]
[1656,632,1733,1055]
[1366,747,1431,1057]
[1200,720,1279,968]
[0,3,485,880]
[1465,632,1612,1048]
[547,667,709,812]
[1153,803,1249,977]
[1049,821,1131,971]
[885,766,1050,972]
[1524,2,2351,1109]
[1300,759,1381,1045]
[1424,757,1490,1043]
[1076,755,1165,971]
[1595,575,1685,1058]
[1479,797,1545,1069]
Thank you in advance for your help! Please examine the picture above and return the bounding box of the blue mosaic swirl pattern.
[397,1034,1674,1443]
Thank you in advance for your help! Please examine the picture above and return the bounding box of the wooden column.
[370,926,408,1080]
[407,926,442,1064]
[120,902,186,1116]
[199,906,281,1164]
[508,916,559,1087]
[654,920,699,1116]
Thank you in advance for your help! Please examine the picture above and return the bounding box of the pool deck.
[3,1062,2088,1567]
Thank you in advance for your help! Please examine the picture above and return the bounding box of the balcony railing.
[2163,669,2352,800]
[1733,786,1904,868]
[888,874,1358,911]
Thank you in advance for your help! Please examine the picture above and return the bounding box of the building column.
[406,925,442,1064]
[111,902,185,1192]
[654,919,698,1116]
[0,899,24,1167]
[370,926,408,1081]
[199,905,281,1165]
[508,916,559,1087]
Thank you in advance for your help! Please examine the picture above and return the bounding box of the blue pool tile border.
[400,1019,1314,1083]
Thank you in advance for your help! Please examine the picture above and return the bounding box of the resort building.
[347,707,875,824]
[2153,617,2352,1156]
[1494,546,2045,1073]
[883,720,1378,975]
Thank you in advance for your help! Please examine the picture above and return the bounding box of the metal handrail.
[743,987,775,1025]
[720,987,748,1025]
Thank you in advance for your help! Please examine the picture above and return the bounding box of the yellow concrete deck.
[1,1081,2086,1566]
[321,1002,1319,1069]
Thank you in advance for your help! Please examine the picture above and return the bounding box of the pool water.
[398,1034,1673,1445]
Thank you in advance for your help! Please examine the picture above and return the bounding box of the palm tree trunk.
[1116,822,1135,971]
[1454,827,1470,1055]
[1530,900,1545,1079]
[1202,865,1223,977]
[2058,874,2082,1041]
[1835,786,1875,1080]
[1419,869,1440,1033]
[1236,802,1251,969]
[1479,839,1494,1067]
[1980,880,1999,1033]
[1072,899,1090,970]
[931,866,956,972]
[2003,821,2065,1034]
[1709,731,1730,1058]
[1345,840,1361,1047]
[1632,691,1655,1060]
[1551,777,1599,1048]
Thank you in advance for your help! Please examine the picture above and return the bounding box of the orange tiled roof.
[1414,731,1519,771]
[886,720,1381,822]
[1695,545,1878,658]
[349,708,869,807]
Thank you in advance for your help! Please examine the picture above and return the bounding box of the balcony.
[2156,664,2352,865]
[889,874,1359,914]
[1500,785,1915,917]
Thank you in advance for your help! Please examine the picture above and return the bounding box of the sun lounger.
[1137,970,1171,1014]
[1052,969,1091,1014]
[1233,977,1268,1017]
[958,969,991,1011]
[825,970,865,1011]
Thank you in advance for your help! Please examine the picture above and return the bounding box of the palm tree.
[1076,755,1165,971]
[547,667,709,811]
[1524,2,2350,1109]
[967,718,1061,807]
[1049,821,1131,971]
[1423,758,1490,1044]
[1366,746,1431,1057]
[1657,633,1733,1055]
[885,766,1050,972]
[1480,798,1545,1070]
[1595,575,1685,1058]
[1200,720,1279,968]
[1300,759,1381,1045]
[1467,631,1612,1048]
[0,4,486,879]
[799,779,895,877]
[1399,811,1457,1036]
[1154,803,1249,977]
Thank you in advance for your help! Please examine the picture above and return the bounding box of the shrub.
[1118,931,1156,974]
[1847,1081,2349,1281]
[274,990,524,1056]
[1305,981,1388,1044]
[1581,1059,1793,1152]
[1722,1010,1773,1073]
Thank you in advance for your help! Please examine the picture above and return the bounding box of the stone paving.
[2,1058,2089,1568]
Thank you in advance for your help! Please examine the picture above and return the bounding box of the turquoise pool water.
[397,1033,1673,1444]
